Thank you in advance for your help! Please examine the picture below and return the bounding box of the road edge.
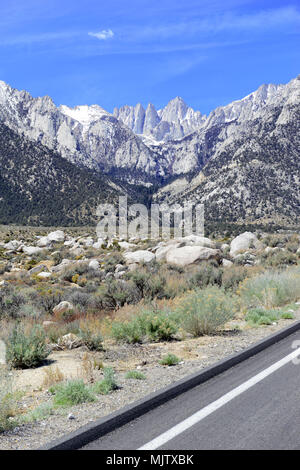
[40,319,300,450]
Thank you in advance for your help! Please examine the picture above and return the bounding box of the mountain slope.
[0,123,128,226]
[154,78,300,224]
[0,81,161,184]
[0,75,299,226]
[0,77,296,181]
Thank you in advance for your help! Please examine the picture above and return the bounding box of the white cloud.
[88,29,114,40]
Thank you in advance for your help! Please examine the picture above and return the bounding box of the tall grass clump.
[111,308,178,343]
[111,318,143,344]
[0,367,17,431]
[6,325,50,369]
[240,267,300,309]
[50,380,95,407]
[21,402,54,423]
[176,286,238,336]
[125,370,146,380]
[92,367,118,395]
[78,328,103,351]
[245,307,294,326]
[159,353,180,366]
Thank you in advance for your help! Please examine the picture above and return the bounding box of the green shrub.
[102,280,140,308]
[21,402,54,423]
[166,264,184,274]
[260,250,298,268]
[139,309,178,342]
[221,266,248,291]
[0,367,17,431]
[125,370,146,380]
[159,353,180,366]
[46,320,80,344]
[33,290,63,314]
[280,312,295,319]
[189,262,222,289]
[177,286,238,336]
[127,270,166,300]
[92,368,118,395]
[245,307,294,326]
[67,291,91,308]
[111,319,143,344]
[61,262,89,282]
[240,268,300,308]
[111,308,178,343]
[0,289,26,319]
[6,325,50,369]
[51,380,95,407]
[79,328,103,351]
[103,253,124,272]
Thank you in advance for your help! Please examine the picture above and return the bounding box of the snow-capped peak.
[59,104,109,131]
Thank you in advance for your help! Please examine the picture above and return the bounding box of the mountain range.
[0,75,299,226]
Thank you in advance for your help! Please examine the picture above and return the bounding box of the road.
[81,331,300,450]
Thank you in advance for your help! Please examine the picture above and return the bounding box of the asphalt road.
[81,331,300,450]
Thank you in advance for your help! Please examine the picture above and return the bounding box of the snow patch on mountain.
[59,104,109,134]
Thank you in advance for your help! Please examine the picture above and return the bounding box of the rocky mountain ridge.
[0,75,299,225]
[154,76,300,223]
[0,77,295,181]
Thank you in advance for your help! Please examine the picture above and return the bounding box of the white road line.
[138,347,300,450]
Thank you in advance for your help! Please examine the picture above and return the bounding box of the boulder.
[265,246,281,254]
[78,237,94,247]
[64,238,76,247]
[155,243,181,261]
[48,230,65,243]
[115,271,126,279]
[69,282,82,289]
[230,232,262,257]
[37,236,51,248]
[50,259,72,273]
[166,246,221,267]
[128,263,139,272]
[58,333,82,350]
[4,240,22,251]
[70,247,84,257]
[0,280,9,287]
[118,241,137,251]
[93,238,104,249]
[221,243,230,252]
[53,301,74,316]
[178,235,216,248]
[115,264,125,273]
[222,259,233,267]
[37,272,52,279]
[89,259,100,270]
[29,264,49,274]
[22,246,44,256]
[124,250,155,264]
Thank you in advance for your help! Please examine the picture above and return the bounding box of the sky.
[0,0,299,115]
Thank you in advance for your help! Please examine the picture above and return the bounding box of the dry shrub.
[79,315,104,335]
[42,366,64,388]
[0,366,18,431]
[163,272,189,298]
[78,352,101,383]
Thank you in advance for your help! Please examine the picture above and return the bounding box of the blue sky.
[0,0,299,114]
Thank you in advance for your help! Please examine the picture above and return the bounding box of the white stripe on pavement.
[139,346,300,450]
